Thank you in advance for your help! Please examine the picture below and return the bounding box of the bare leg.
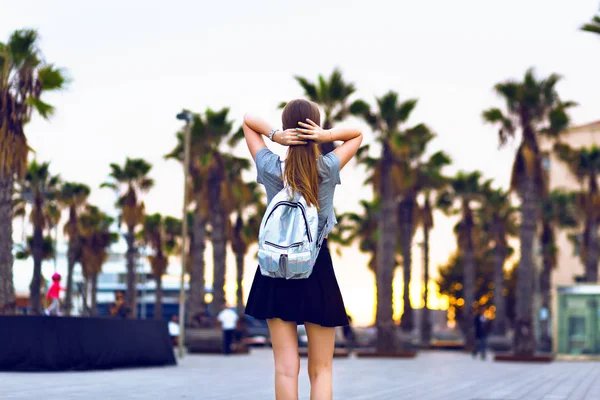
[305,322,335,400]
[267,318,300,400]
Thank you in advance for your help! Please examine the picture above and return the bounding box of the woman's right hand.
[274,129,308,146]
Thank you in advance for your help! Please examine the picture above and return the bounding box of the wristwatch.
[269,128,278,142]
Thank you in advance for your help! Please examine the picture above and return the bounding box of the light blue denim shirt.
[255,147,340,241]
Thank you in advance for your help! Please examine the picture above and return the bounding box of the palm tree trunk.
[64,243,77,316]
[420,225,431,346]
[155,274,163,320]
[82,278,90,316]
[209,167,227,315]
[399,198,415,333]
[64,207,78,316]
[29,223,44,315]
[0,176,16,314]
[462,209,476,350]
[539,224,553,351]
[233,215,246,318]
[515,176,538,355]
[376,143,399,353]
[91,273,98,315]
[211,209,227,313]
[235,249,245,318]
[187,211,207,327]
[584,219,599,282]
[492,241,507,336]
[125,225,137,318]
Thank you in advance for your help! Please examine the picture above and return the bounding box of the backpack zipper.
[264,201,313,243]
[265,241,303,250]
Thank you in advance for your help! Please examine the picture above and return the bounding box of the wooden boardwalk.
[3,349,599,399]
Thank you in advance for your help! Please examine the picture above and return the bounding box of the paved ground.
[3,349,600,400]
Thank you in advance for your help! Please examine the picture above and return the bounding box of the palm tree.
[397,146,451,335]
[417,151,451,345]
[168,108,237,319]
[58,182,90,315]
[231,203,263,317]
[554,144,600,282]
[142,213,181,320]
[14,160,61,314]
[284,68,356,154]
[142,213,167,320]
[15,234,56,307]
[538,189,578,348]
[0,29,66,314]
[483,68,573,355]
[581,7,600,36]
[479,182,518,336]
[166,113,209,327]
[394,127,433,334]
[44,201,61,272]
[206,109,238,315]
[351,91,426,352]
[79,205,117,315]
[335,200,380,319]
[437,171,484,349]
[101,158,153,318]
[225,155,263,317]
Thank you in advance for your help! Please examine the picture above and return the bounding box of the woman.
[243,99,362,400]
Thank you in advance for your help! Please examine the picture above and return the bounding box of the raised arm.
[296,120,363,169]
[243,114,308,160]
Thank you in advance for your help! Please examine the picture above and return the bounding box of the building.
[539,120,600,356]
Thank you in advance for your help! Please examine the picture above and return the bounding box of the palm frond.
[227,126,245,147]
[482,108,515,145]
[397,99,418,123]
[294,76,318,100]
[37,64,67,91]
[8,29,39,66]
[24,98,54,119]
[581,13,600,35]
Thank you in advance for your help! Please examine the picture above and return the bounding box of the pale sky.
[3,0,599,325]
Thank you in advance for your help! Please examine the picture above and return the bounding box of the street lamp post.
[176,110,193,359]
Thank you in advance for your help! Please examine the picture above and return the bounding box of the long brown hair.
[281,99,321,209]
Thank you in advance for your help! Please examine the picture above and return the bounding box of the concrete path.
[3,349,599,399]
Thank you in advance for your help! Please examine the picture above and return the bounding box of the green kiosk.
[556,285,600,357]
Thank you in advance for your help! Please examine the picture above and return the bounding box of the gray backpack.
[257,183,320,279]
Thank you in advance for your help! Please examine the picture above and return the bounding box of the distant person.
[44,273,65,316]
[217,305,238,355]
[168,315,180,346]
[109,291,131,318]
[473,307,489,360]
[243,100,362,399]
[194,305,212,328]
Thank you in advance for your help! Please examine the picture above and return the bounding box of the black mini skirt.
[245,240,349,327]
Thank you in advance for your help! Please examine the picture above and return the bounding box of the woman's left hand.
[295,119,329,143]
[274,129,308,146]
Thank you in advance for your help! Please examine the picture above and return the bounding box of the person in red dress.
[45,273,65,316]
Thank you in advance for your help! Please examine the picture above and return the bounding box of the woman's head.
[282,99,321,130]
[281,99,321,209]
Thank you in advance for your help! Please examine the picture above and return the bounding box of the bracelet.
[268,128,278,142]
